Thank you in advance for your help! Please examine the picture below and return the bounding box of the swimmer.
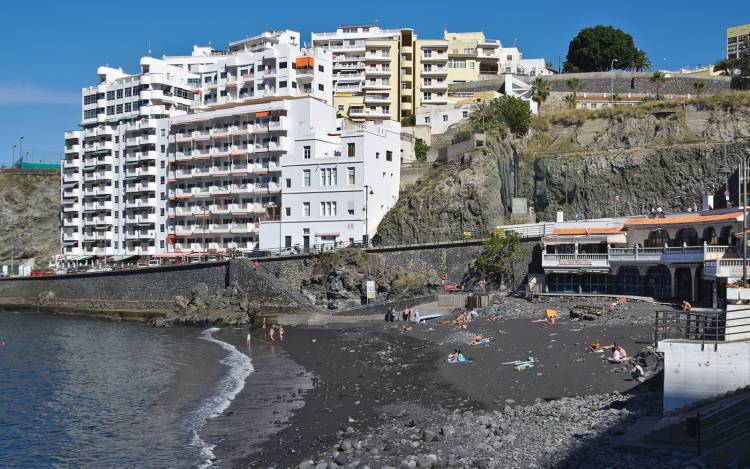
[278,325,285,341]
[268,326,276,341]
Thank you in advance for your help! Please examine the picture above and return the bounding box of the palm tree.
[530,78,551,115]
[631,50,652,72]
[650,71,666,99]
[566,78,585,108]
[563,94,576,109]
[714,59,737,76]
[692,81,705,97]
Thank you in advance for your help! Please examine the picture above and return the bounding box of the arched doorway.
[675,228,699,246]
[617,267,642,295]
[673,267,693,301]
[645,265,671,298]
[702,227,717,245]
[645,229,670,247]
[719,226,736,245]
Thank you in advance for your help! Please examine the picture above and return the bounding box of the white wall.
[659,339,750,412]
[415,105,472,135]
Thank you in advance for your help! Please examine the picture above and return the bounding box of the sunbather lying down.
[468,335,494,346]
[402,325,413,332]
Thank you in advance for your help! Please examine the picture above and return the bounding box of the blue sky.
[0,0,747,163]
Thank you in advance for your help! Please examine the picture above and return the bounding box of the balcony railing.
[655,307,750,349]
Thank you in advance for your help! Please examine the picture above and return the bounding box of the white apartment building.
[164,30,333,109]
[169,97,401,254]
[62,58,196,258]
[259,117,401,251]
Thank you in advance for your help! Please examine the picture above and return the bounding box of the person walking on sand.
[246,330,252,346]
[262,317,267,329]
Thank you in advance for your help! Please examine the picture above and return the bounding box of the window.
[320,168,337,186]
[423,92,432,101]
[285,178,291,188]
[124,103,131,112]
[84,94,97,105]
[285,207,291,216]
[338,105,345,111]
[424,116,430,123]
[443,114,448,122]
[347,143,355,157]
[116,104,123,113]
[303,145,311,159]
[106,105,115,115]
[347,167,355,185]
[303,170,311,187]
[115,136,119,143]
[375,152,380,159]
[462,111,468,118]
[318,65,324,72]
[279,61,287,69]
[124,88,132,97]
[303,202,310,216]
[386,151,393,161]
[279,80,287,88]
[320,201,337,216]
[116,89,123,99]
[318,84,324,91]
[107,91,115,100]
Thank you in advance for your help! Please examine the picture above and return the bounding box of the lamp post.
[11,144,16,167]
[610,59,618,102]
[19,136,24,167]
[364,185,373,247]
[743,159,748,283]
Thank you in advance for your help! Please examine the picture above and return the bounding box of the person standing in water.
[268,326,276,341]
[278,325,285,341]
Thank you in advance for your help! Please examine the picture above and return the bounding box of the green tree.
[692,81,705,96]
[563,25,640,72]
[631,49,652,71]
[530,78,551,115]
[650,71,667,99]
[714,58,750,76]
[414,138,429,162]
[474,233,532,290]
[467,96,531,136]
[400,114,416,126]
[611,93,622,104]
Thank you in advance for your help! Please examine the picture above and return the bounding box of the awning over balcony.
[295,57,314,68]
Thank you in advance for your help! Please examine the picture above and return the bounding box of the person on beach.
[629,360,645,382]
[587,339,603,353]
[607,342,627,363]
[681,300,692,311]
[268,326,276,341]
[278,325,285,341]
[402,308,411,322]
[545,308,558,325]
[246,330,252,346]
[262,317,267,329]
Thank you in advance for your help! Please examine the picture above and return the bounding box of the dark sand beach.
[214,298,680,468]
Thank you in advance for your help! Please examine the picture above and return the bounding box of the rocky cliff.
[377,94,750,243]
[0,170,60,268]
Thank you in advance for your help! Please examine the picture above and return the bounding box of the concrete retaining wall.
[659,339,750,412]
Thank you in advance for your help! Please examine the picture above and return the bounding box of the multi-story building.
[62,58,196,258]
[313,26,544,122]
[62,30,399,261]
[727,23,750,60]
[311,26,414,122]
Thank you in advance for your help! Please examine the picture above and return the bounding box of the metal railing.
[654,308,750,350]
[689,394,750,455]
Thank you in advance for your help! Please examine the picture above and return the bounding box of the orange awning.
[553,227,623,235]
[295,57,314,68]
[625,211,741,226]
[255,111,270,117]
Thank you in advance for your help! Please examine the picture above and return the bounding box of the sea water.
[0,310,252,468]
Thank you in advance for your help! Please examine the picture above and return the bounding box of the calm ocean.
[0,310,254,468]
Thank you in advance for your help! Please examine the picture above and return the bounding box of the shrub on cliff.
[467,96,531,137]
[475,233,532,290]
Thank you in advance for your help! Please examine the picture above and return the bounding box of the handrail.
[654,308,750,350]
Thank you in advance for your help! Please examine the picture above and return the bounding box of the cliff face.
[376,137,516,244]
[377,99,750,241]
[0,171,60,269]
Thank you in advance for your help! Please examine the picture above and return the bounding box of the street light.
[610,59,619,102]
[11,144,16,167]
[19,136,24,166]
[364,185,374,247]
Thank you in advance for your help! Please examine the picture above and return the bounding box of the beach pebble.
[339,439,353,451]
[421,430,437,442]
[298,461,315,469]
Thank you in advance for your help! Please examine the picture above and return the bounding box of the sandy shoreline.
[211,298,694,468]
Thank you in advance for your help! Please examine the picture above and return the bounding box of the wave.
[190,327,254,468]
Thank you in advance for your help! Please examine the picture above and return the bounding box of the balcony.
[125,182,158,193]
[125,214,157,225]
[64,130,82,141]
[608,245,734,264]
[421,82,448,91]
[421,68,448,77]
[62,232,81,243]
[364,94,392,104]
[365,68,392,76]
[296,67,315,82]
[362,82,391,90]
[62,159,80,169]
[83,187,113,197]
[231,223,256,233]
[125,230,156,240]
[65,144,81,154]
[126,134,158,147]
[542,253,610,270]
[124,166,157,178]
[83,200,113,211]
[126,150,158,162]
[83,141,114,154]
[365,53,392,62]
[421,95,448,104]
[333,72,363,81]
[703,258,750,279]
[125,198,156,208]
[62,203,81,213]
[421,54,448,62]
[84,216,113,226]
[62,189,81,199]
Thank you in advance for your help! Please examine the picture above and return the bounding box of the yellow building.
[727,24,750,60]
[313,27,512,121]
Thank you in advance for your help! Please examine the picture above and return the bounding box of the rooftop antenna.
[513,37,517,47]
[147,41,152,57]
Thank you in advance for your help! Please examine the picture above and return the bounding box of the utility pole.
[19,136,24,167]
[364,185,371,247]
[610,59,618,102]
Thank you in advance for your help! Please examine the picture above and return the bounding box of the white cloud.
[0,82,79,105]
